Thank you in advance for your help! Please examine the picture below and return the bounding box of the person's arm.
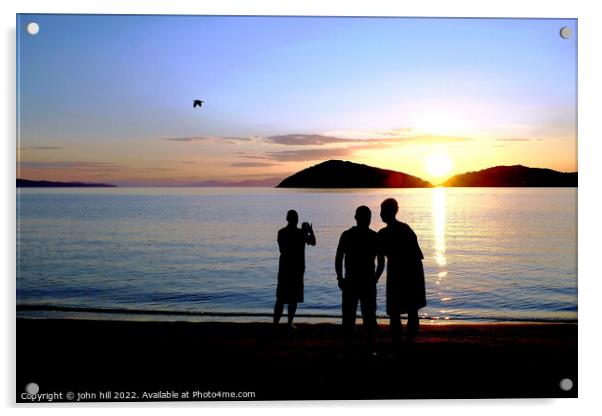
[375,231,385,283]
[375,253,385,283]
[277,230,284,254]
[410,227,424,260]
[335,233,345,290]
[305,223,316,246]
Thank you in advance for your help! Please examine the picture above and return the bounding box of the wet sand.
[16,319,577,401]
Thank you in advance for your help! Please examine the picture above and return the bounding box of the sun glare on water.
[425,153,453,180]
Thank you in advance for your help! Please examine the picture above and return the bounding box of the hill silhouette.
[17,179,116,188]
[277,160,433,188]
[443,165,577,187]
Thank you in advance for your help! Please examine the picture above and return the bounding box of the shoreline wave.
[16,303,577,324]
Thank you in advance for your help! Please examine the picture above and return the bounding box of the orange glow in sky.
[17,15,577,186]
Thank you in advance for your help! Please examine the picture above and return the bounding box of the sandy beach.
[16,318,577,401]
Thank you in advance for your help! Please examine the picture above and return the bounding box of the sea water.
[16,187,577,322]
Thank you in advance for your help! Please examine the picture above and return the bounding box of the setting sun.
[425,153,453,179]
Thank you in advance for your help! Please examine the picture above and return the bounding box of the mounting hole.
[559,27,571,39]
[25,382,39,395]
[559,378,573,391]
[27,22,40,36]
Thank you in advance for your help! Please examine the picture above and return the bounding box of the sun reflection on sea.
[432,187,447,268]
[432,187,449,317]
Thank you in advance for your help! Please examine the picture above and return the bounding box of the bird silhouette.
[193,100,204,108]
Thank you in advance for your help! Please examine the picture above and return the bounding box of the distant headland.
[443,165,577,187]
[17,179,117,188]
[277,160,433,188]
[185,177,283,187]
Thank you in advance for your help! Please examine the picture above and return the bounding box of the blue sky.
[17,15,577,185]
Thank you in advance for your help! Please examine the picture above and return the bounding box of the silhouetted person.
[378,198,426,350]
[335,206,385,353]
[274,210,316,330]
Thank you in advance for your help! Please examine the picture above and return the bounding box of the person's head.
[286,210,299,227]
[354,205,372,228]
[380,198,399,224]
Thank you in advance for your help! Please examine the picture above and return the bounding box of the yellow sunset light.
[425,153,453,179]
[414,111,475,137]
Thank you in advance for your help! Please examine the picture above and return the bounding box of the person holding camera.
[274,210,316,330]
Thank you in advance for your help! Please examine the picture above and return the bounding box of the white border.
[3,0,601,414]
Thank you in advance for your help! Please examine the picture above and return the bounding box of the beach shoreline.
[16,318,577,402]
[16,303,577,324]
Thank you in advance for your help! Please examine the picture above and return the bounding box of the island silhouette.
[277,160,433,188]
[443,165,578,187]
[278,160,578,188]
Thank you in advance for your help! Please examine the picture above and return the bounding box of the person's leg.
[390,314,403,352]
[359,287,377,352]
[342,288,359,349]
[273,300,284,325]
[287,302,298,327]
[406,308,419,342]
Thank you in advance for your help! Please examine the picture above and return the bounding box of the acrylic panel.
[16,14,577,402]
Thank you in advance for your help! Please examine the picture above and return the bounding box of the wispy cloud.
[265,148,352,162]
[19,146,64,150]
[234,152,271,160]
[222,137,255,144]
[400,135,475,144]
[229,162,279,167]
[18,161,125,170]
[267,134,355,146]
[495,138,542,142]
[323,128,415,140]
[235,130,476,162]
[163,136,255,144]
[165,129,478,166]
[267,131,474,147]
[163,136,210,142]
[165,130,474,151]
[133,167,178,172]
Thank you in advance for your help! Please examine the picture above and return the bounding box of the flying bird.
[193,100,204,108]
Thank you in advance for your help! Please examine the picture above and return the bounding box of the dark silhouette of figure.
[378,198,426,349]
[193,99,204,108]
[274,210,316,330]
[335,206,385,353]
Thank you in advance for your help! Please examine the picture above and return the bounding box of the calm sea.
[16,187,577,323]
